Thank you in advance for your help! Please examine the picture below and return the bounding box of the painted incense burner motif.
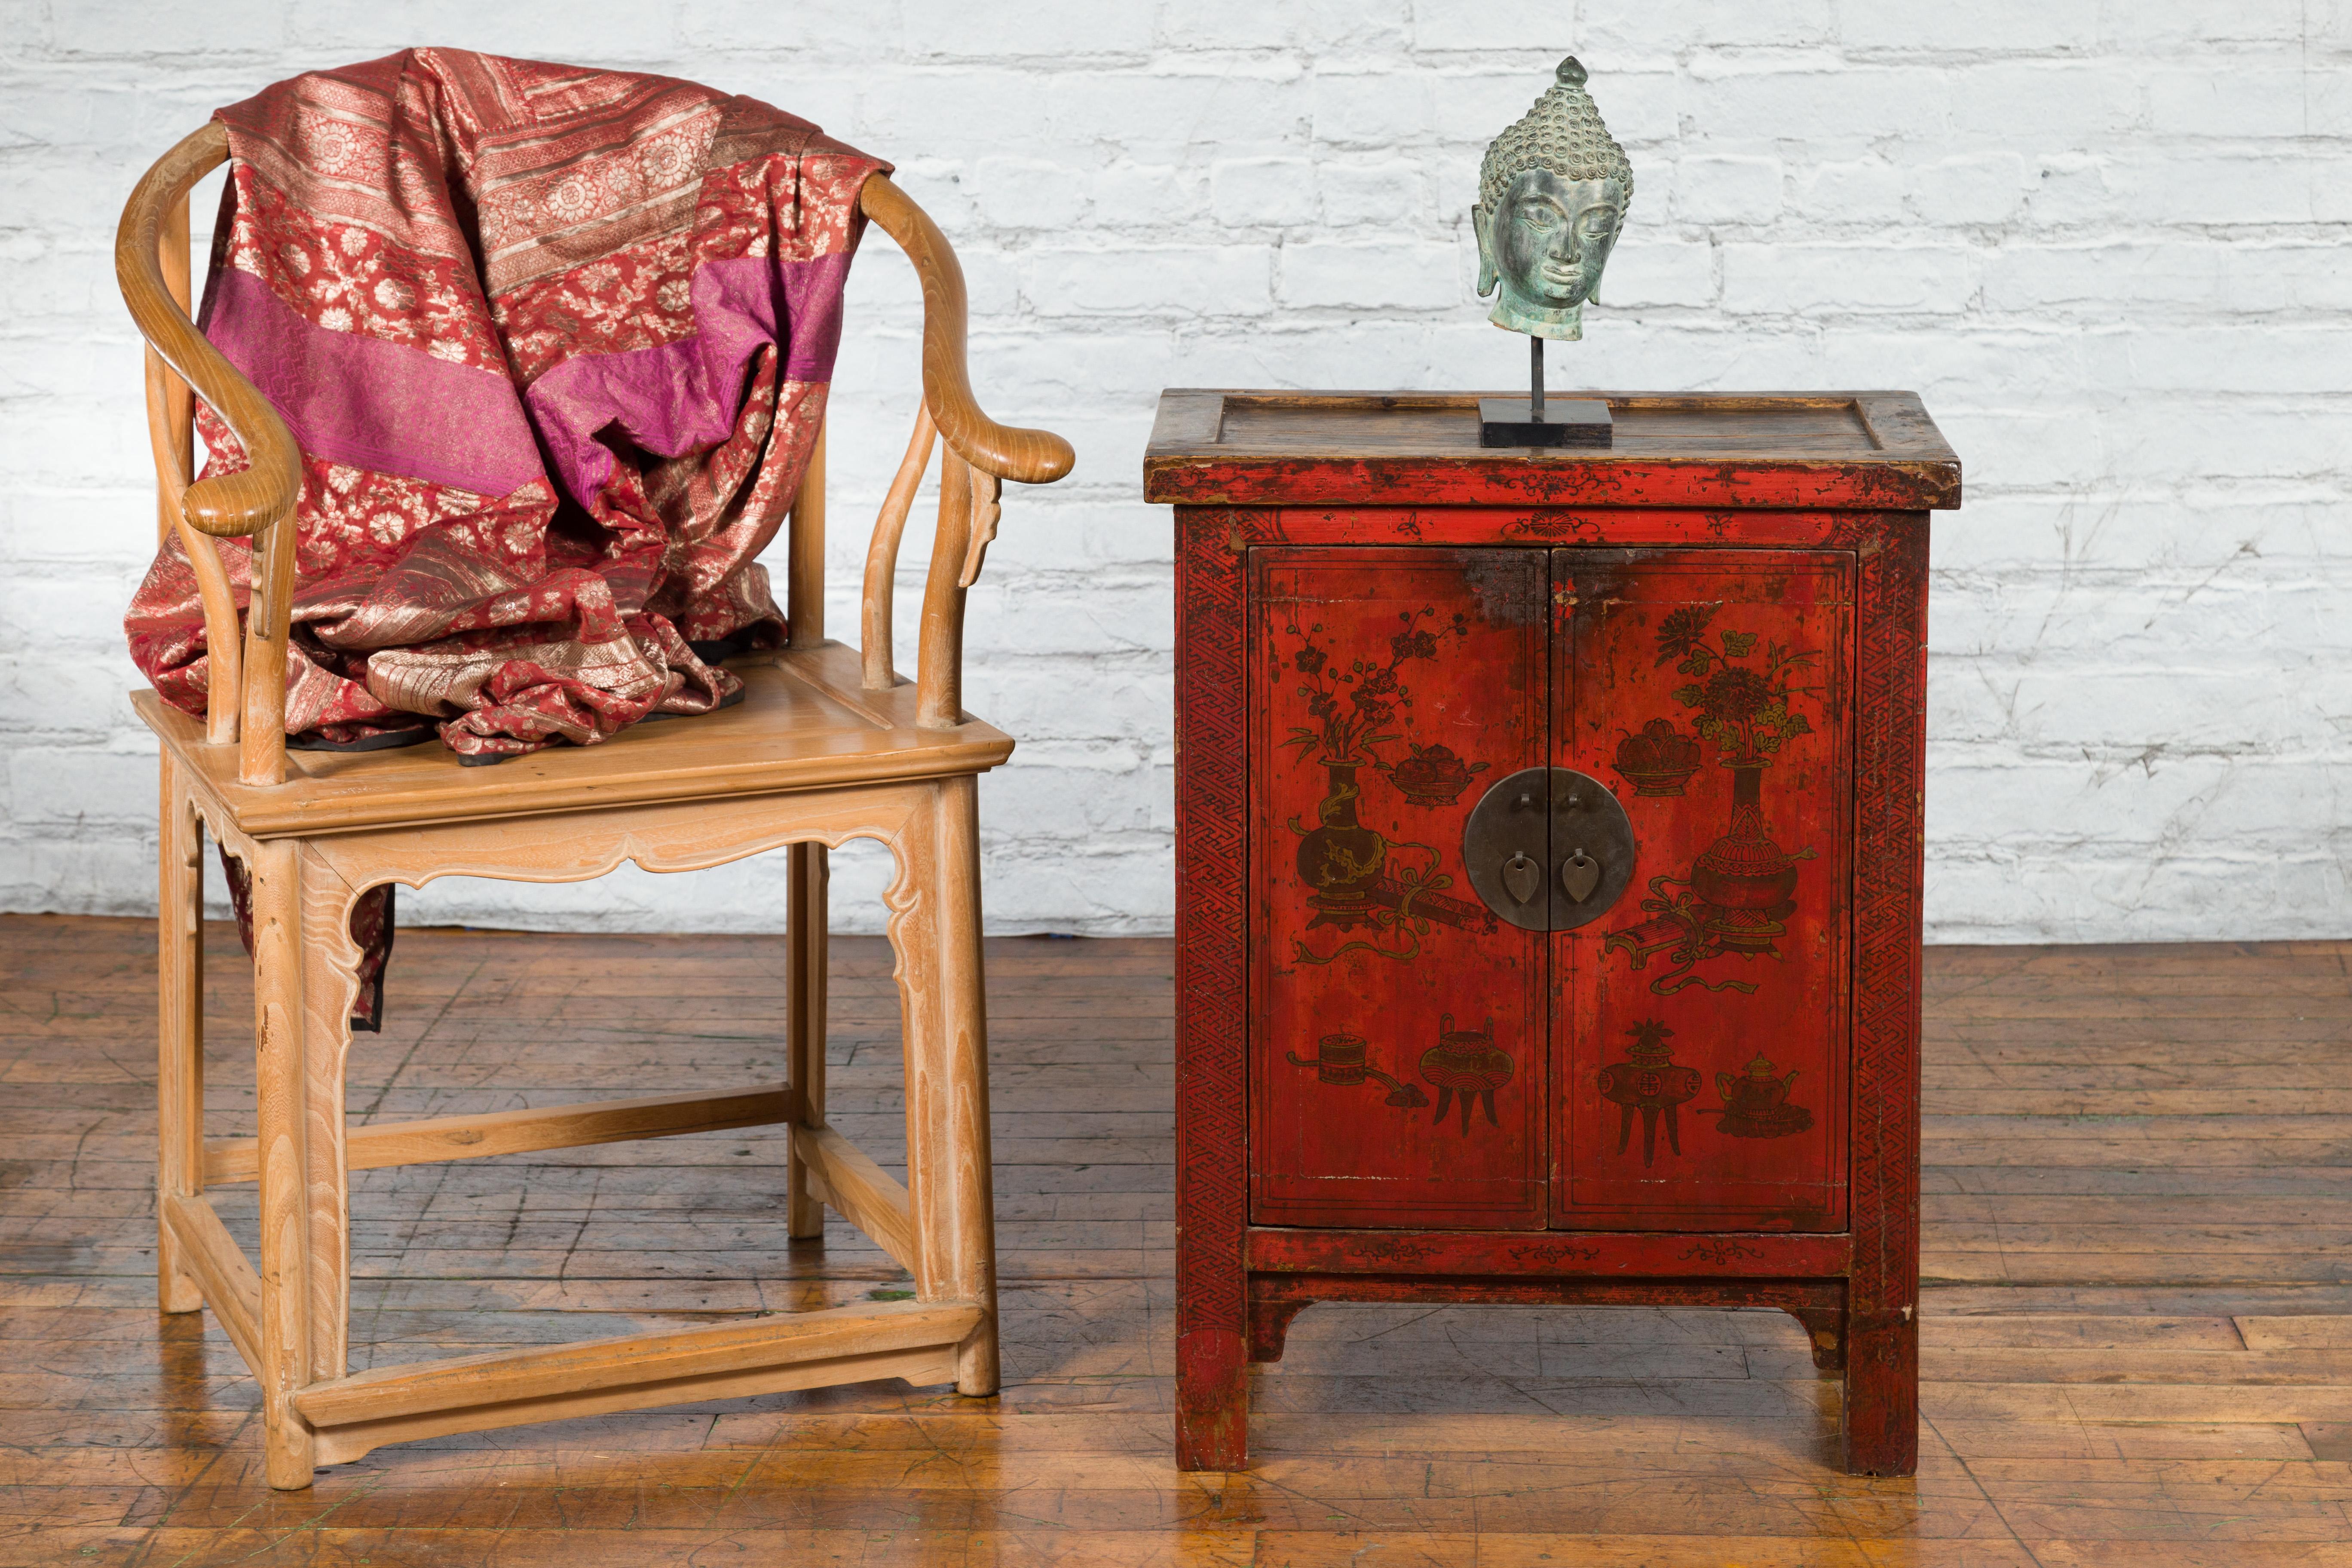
[1605,607,1819,996]
[1419,1014,1513,1135]
[1595,1018,1700,1167]
[1281,609,1496,965]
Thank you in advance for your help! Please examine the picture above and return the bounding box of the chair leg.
[155,760,205,1314]
[898,776,999,1396]
[248,839,318,1488]
[787,842,830,1240]
[298,851,357,1388]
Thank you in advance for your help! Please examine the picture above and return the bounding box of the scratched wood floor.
[3,914,2350,1566]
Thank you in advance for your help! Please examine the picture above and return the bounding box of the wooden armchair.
[118,122,1074,1489]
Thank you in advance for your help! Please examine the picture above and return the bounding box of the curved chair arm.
[116,123,303,541]
[857,176,1075,487]
[118,122,305,785]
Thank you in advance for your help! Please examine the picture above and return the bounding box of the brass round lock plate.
[1461,766,1637,932]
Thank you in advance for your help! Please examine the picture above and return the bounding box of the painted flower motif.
[1292,645,1327,676]
[1700,666,1772,722]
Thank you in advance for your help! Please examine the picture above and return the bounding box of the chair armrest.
[119,122,303,784]
[858,175,1075,488]
[115,122,302,541]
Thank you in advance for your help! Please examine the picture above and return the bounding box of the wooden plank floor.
[3,914,2349,1565]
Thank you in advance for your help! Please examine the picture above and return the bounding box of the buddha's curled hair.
[1478,56,1634,211]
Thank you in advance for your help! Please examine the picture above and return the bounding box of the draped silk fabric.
[127,49,886,760]
[126,51,886,1025]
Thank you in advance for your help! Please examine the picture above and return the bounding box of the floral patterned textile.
[129,51,886,1025]
[126,49,885,760]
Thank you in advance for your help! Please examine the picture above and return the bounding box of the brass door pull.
[1561,847,1601,903]
[1463,766,1637,931]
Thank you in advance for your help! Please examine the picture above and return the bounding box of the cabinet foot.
[1176,1327,1248,1471]
[1841,1311,1918,1475]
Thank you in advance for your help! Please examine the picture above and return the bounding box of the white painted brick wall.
[3,1,2348,943]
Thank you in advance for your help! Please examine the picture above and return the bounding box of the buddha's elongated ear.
[1472,204,1499,297]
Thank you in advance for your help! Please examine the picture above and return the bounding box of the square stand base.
[1479,397,1612,449]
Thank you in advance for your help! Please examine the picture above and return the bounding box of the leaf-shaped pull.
[1501,851,1542,906]
[1561,848,1601,903]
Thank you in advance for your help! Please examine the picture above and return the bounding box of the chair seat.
[135,640,1012,839]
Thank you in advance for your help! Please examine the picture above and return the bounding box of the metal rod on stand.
[1530,334,1546,423]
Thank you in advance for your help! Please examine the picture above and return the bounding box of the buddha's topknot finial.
[1476,56,1633,216]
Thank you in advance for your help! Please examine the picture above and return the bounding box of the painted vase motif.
[1709,1053,1813,1139]
[1596,1018,1700,1167]
[1295,761,1388,928]
[1602,609,1817,996]
[1419,1014,1512,1135]
[1691,763,1799,950]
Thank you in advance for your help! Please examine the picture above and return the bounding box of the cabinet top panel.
[1143,390,1960,512]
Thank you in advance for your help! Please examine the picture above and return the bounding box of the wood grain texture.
[116,583,1018,1488]
[857,175,1076,488]
[140,641,1012,840]
[861,406,938,691]
[114,123,300,542]
[5,919,2351,1562]
[1144,390,1963,510]
[202,1083,803,1184]
[787,420,827,649]
[292,1298,981,1426]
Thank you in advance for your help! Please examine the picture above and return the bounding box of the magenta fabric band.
[203,269,545,498]
[524,252,852,508]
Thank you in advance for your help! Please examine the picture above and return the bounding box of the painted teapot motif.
[1709,1053,1814,1139]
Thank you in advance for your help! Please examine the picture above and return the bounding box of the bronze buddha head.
[1473,57,1634,340]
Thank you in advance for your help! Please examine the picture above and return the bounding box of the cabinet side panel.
[1175,507,1258,1470]
[1251,547,1548,1229]
[1555,548,1855,1231]
[1844,514,1928,1473]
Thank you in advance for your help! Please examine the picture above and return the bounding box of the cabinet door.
[1250,548,1548,1228]
[1553,549,1853,1231]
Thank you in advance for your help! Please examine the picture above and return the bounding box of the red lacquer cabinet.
[1147,390,1960,1476]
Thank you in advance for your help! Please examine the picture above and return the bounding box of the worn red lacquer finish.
[1250,548,1544,1228]
[1153,391,1954,1478]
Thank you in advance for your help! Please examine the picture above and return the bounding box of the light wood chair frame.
[119,122,1074,1489]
